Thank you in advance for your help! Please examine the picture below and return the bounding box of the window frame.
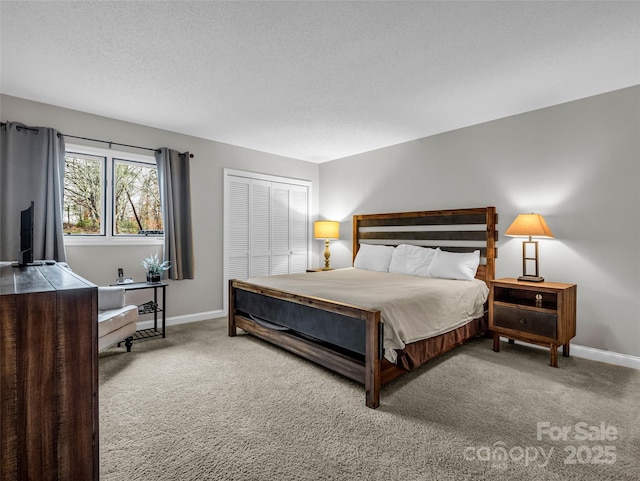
[63,143,164,246]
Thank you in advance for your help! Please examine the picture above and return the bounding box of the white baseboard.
[501,337,640,370]
[570,344,640,370]
[136,309,225,331]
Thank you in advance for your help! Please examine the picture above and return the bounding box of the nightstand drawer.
[494,305,557,338]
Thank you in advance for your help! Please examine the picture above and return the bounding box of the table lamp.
[314,220,340,270]
[505,213,554,282]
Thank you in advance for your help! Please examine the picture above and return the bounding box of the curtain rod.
[1,122,194,158]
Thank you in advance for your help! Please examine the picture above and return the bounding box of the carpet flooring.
[99,318,640,481]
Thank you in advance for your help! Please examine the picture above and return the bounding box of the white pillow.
[428,249,480,281]
[353,244,395,272]
[388,244,437,277]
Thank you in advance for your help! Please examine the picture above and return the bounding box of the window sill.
[63,235,164,247]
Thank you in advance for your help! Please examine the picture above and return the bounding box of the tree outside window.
[114,159,163,234]
[64,154,104,235]
[63,152,162,236]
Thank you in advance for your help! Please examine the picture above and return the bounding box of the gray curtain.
[155,148,194,280]
[0,122,67,262]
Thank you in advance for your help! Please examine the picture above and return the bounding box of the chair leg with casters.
[117,335,135,352]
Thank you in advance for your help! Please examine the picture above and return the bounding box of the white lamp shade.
[314,220,339,239]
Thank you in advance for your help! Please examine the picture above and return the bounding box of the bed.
[229,207,498,408]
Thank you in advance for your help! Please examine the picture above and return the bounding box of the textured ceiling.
[1,1,639,163]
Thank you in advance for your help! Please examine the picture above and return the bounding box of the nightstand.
[306,268,328,272]
[489,278,577,367]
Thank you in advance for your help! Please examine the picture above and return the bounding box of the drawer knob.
[519,318,527,324]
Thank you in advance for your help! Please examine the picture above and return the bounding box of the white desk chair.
[98,286,138,352]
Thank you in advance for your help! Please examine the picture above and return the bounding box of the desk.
[113,281,167,340]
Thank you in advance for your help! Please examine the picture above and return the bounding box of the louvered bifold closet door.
[225,171,310,286]
[227,177,251,280]
[289,185,308,273]
[250,179,271,277]
[271,182,291,275]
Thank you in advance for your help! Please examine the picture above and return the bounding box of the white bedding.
[245,268,489,363]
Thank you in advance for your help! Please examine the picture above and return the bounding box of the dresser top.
[0,262,96,296]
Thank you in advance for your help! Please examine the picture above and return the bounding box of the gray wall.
[1,94,320,319]
[3,87,638,357]
[319,86,640,357]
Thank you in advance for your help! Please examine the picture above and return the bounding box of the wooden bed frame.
[229,207,498,408]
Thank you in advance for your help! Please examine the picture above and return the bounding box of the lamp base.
[517,275,545,283]
[323,239,332,270]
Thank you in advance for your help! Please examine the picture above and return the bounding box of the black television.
[16,201,34,266]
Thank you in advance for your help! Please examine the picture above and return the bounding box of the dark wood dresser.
[1,262,98,481]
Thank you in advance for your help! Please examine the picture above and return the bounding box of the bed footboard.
[229,279,383,408]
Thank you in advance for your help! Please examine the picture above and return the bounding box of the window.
[63,153,105,235]
[63,144,163,245]
[113,159,162,235]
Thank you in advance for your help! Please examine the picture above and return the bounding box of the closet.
[225,170,310,284]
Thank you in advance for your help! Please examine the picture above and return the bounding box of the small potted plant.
[142,253,170,283]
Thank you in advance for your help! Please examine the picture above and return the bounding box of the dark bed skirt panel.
[234,288,370,356]
[394,316,488,371]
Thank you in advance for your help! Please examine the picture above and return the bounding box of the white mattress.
[246,268,489,363]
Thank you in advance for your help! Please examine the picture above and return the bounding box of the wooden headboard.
[352,207,498,285]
